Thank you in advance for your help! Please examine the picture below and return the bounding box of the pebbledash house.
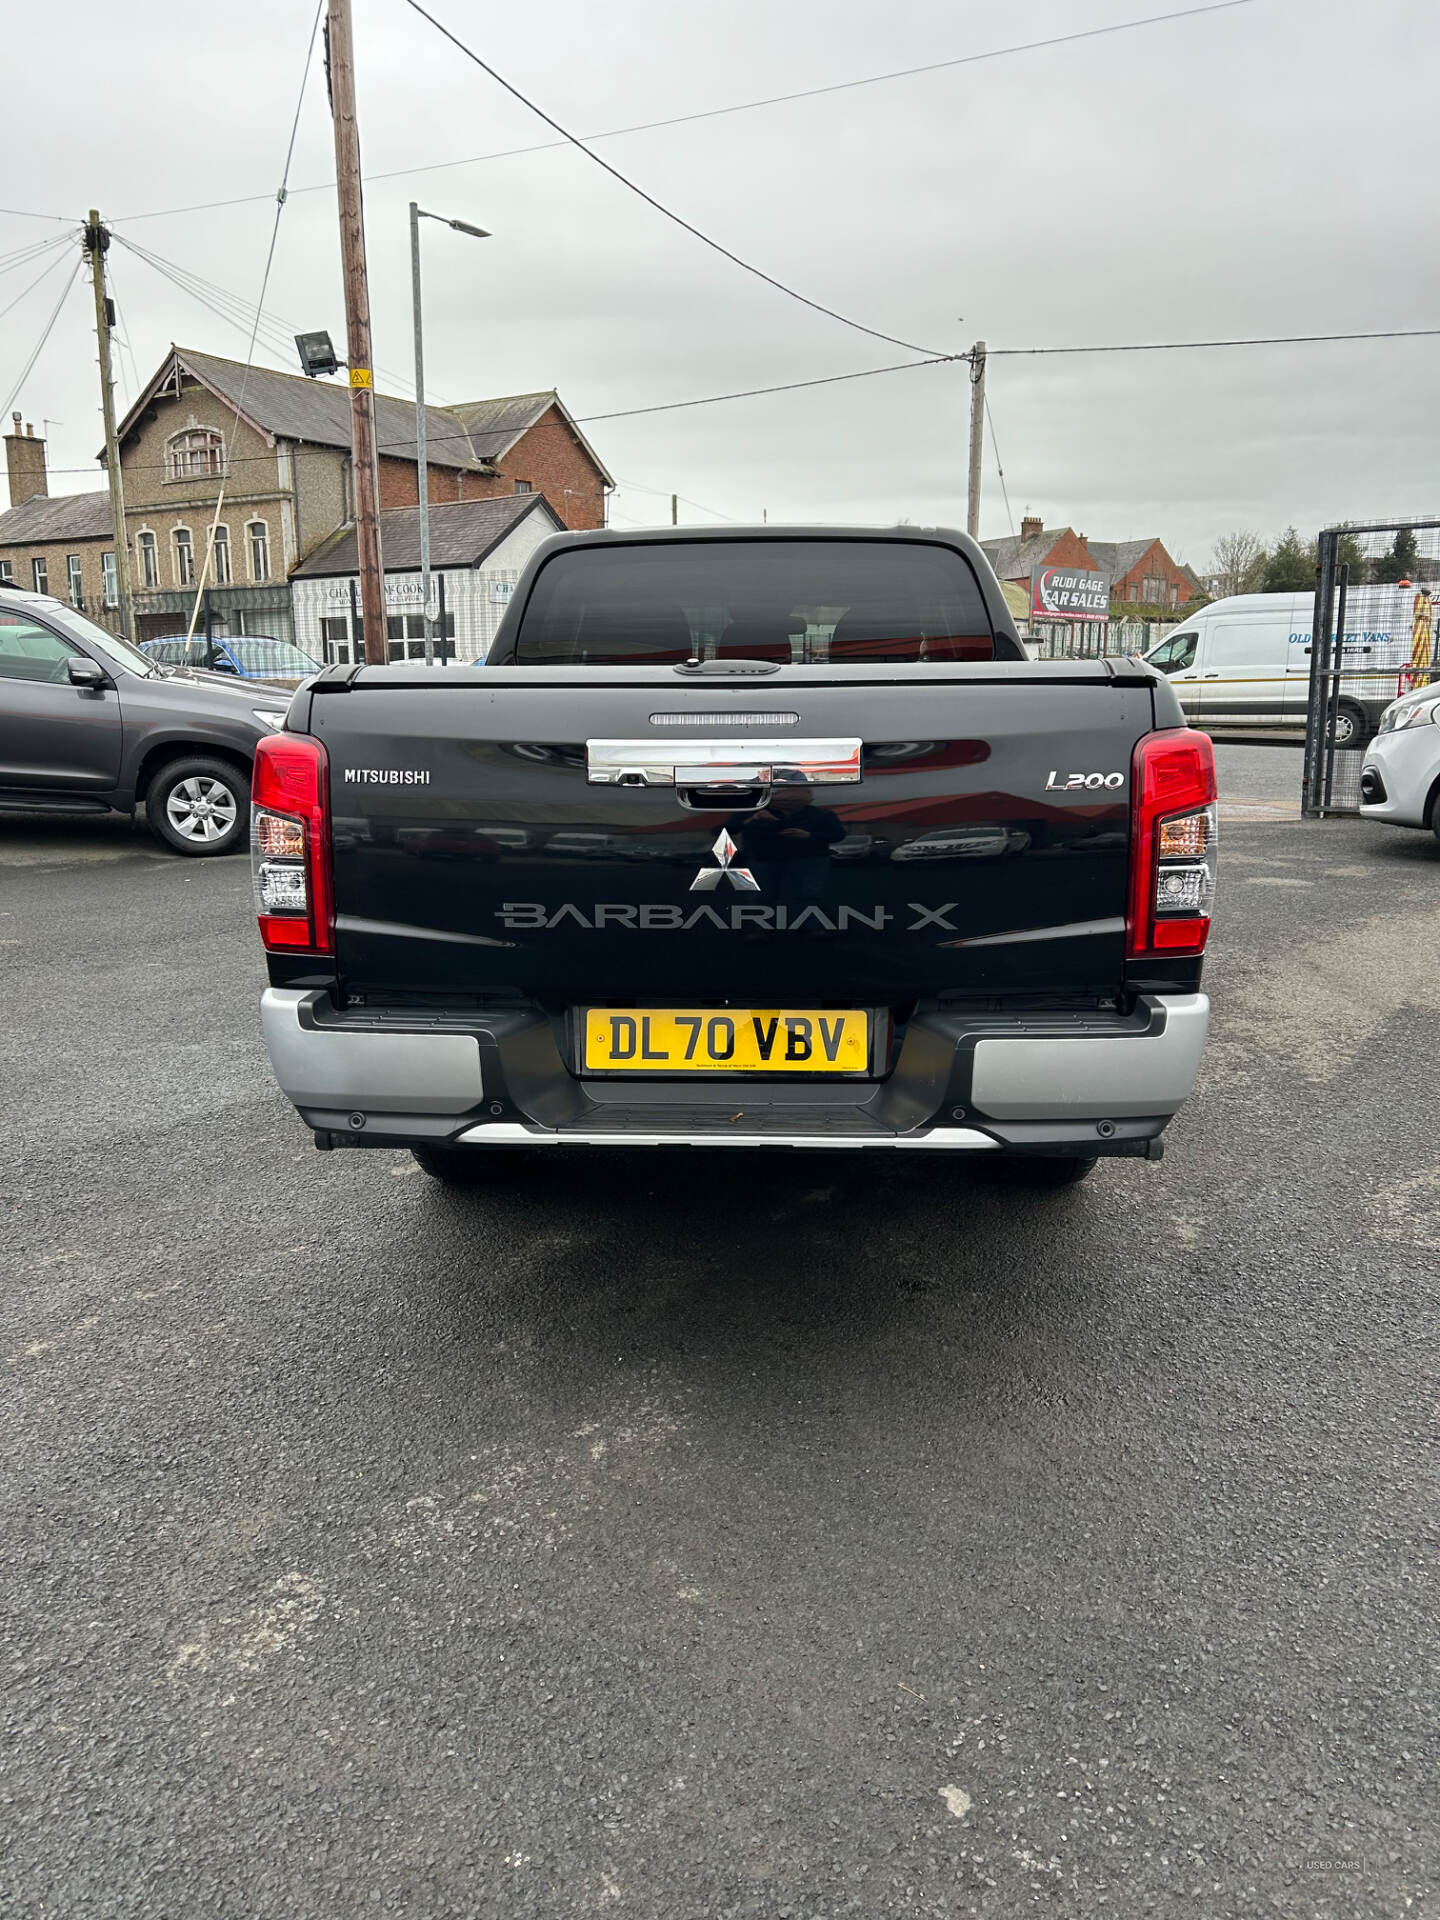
[109,348,611,652]
[1,345,612,654]
[289,493,563,662]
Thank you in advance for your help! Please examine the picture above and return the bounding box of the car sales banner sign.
[1031,566,1110,621]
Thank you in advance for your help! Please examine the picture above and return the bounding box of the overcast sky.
[4,0,1436,563]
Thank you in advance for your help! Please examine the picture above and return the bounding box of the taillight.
[1127,729,1217,959]
[251,733,332,954]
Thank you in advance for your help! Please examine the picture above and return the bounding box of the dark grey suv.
[0,588,295,856]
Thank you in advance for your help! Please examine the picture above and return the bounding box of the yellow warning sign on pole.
[348,367,373,389]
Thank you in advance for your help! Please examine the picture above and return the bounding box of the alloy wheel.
[165,775,239,844]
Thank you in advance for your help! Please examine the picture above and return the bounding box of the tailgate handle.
[587,738,862,788]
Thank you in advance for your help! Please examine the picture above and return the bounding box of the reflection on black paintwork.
[890,825,1031,863]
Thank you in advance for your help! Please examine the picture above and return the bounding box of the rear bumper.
[261,988,1209,1158]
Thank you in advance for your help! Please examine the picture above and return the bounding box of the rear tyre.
[147,754,249,856]
[989,1154,1098,1188]
[411,1143,489,1184]
[1332,701,1369,751]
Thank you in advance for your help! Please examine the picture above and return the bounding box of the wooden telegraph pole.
[326,0,385,664]
[84,213,136,647]
[966,340,986,540]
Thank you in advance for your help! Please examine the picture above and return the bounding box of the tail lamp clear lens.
[250,734,332,954]
[1128,731,1218,959]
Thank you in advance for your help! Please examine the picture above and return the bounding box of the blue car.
[140,634,319,686]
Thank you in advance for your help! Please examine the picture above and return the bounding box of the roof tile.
[290,493,560,577]
[0,491,114,544]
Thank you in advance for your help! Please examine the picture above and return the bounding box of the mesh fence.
[1029,618,1172,659]
[1303,521,1440,815]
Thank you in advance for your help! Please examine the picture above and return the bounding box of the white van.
[1143,590,1416,747]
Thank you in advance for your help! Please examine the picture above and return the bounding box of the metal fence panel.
[1303,520,1440,815]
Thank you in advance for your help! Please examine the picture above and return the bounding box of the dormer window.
[165,427,225,482]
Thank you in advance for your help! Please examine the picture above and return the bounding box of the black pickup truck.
[252,527,1215,1185]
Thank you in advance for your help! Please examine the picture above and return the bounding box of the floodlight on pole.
[411,203,492,663]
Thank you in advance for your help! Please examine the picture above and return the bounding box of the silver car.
[1359,684,1440,840]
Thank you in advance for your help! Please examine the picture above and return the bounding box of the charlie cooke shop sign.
[1031,565,1111,621]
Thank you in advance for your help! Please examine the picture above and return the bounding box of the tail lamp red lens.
[1127,728,1217,958]
[250,732,332,953]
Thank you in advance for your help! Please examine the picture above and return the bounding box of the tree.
[1261,526,1317,593]
[1335,532,1369,585]
[1210,530,1266,596]
[1372,526,1420,584]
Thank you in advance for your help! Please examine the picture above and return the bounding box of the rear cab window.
[507,539,1003,665]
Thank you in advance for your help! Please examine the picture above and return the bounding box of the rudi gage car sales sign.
[1031,566,1111,620]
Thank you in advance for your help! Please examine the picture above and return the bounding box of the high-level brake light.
[1127,729,1217,958]
[251,732,332,953]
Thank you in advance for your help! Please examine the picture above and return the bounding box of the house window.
[101,553,117,606]
[174,528,194,587]
[212,524,232,585]
[67,555,84,607]
[512,480,532,494]
[386,612,455,659]
[165,427,225,482]
[247,520,270,581]
[31,557,47,594]
[0,560,11,583]
[137,530,159,588]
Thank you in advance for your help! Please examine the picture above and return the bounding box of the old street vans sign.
[1031,566,1110,621]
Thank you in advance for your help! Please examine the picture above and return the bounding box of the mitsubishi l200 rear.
[252,528,1214,1185]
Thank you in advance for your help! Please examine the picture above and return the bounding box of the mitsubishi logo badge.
[690,827,760,893]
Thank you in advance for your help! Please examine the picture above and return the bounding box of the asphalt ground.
[2,746,1437,1919]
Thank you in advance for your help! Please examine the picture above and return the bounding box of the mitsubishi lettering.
[252,526,1215,1186]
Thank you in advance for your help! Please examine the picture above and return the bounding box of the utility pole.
[326,0,385,664]
[84,213,135,647]
[966,340,986,540]
[671,493,678,526]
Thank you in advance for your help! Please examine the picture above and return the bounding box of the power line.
[106,1,1252,227]
[104,258,148,405]
[112,233,425,401]
[114,237,307,364]
[613,477,734,520]
[33,317,1440,477]
[400,0,950,359]
[571,356,957,429]
[0,231,76,280]
[1,256,83,420]
[984,396,1014,537]
[176,0,324,646]
[992,327,1440,355]
[0,244,73,329]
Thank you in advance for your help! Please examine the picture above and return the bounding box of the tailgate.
[314,669,1153,1005]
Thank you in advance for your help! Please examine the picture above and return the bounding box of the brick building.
[0,415,116,616]
[981,518,1198,615]
[1086,538,1195,609]
[980,517,1099,589]
[0,346,612,646]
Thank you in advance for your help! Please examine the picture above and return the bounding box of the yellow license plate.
[583,1008,870,1074]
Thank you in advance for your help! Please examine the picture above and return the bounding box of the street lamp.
[410,203,491,663]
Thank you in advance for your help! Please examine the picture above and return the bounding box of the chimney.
[6,412,48,508]
[1019,513,1043,544]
